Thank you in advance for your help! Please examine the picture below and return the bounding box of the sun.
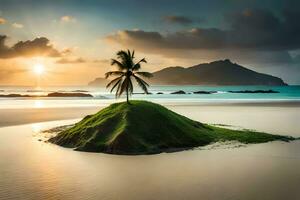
[33,63,45,75]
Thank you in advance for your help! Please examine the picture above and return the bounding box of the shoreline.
[159,100,300,107]
[0,100,299,129]
[0,106,101,128]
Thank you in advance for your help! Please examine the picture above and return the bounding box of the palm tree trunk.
[126,86,129,103]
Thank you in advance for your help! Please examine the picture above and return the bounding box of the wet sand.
[0,107,101,127]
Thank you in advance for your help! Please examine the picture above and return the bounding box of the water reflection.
[34,100,44,108]
[31,123,42,133]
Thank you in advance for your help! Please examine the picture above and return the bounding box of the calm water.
[0,85,299,109]
[1,85,300,99]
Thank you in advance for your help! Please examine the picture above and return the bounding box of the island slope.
[49,101,293,155]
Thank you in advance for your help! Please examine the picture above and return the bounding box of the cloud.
[105,28,226,54]
[293,54,300,62]
[12,22,23,28]
[0,35,63,58]
[162,15,194,25]
[61,48,73,55]
[0,17,6,24]
[60,15,76,23]
[0,66,26,80]
[106,30,164,51]
[93,59,110,63]
[106,9,300,52]
[56,57,110,65]
[56,57,86,64]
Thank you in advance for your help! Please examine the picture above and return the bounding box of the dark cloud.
[291,54,300,63]
[56,57,86,64]
[162,15,194,25]
[0,35,63,58]
[106,30,163,51]
[106,28,226,52]
[106,9,300,52]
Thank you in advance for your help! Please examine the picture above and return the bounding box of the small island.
[171,90,186,94]
[193,91,216,94]
[49,100,293,155]
[49,50,293,155]
[47,92,93,97]
[228,90,279,93]
[0,92,93,98]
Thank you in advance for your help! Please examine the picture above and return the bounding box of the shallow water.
[0,85,300,110]
[0,112,300,200]
[170,105,300,137]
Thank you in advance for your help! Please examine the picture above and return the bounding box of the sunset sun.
[33,63,45,75]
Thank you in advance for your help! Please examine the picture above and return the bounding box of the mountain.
[88,59,287,86]
[49,101,292,155]
[150,59,287,86]
[88,77,108,86]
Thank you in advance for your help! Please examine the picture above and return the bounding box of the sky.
[0,0,300,86]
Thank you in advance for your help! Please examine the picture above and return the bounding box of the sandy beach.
[0,100,300,200]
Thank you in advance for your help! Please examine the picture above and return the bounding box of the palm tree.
[105,50,153,103]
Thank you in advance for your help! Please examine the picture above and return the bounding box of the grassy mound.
[49,100,293,154]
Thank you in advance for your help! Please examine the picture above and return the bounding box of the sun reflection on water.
[31,123,42,134]
[34,100,44,108]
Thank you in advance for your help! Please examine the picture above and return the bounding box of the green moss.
[49,100,294,154]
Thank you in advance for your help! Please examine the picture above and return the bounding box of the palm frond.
[132,58,147,71]
[116,50,133,69]
[133,74,149,94]
[109,77,123,93]
[111,59,126,70]
[132,63,141,71]
[118,76,130,97]
[105,71,125,79]
[127,49,131,58]
[106,76,123,88]
[135,71,153,78]
[138,58,147,63]
[116,50,128,60]
[115,79,123,98]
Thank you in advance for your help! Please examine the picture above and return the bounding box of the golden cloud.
[0,17,6,24]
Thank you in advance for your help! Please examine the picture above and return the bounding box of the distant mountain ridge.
[88,59,287,86]
[150,59,287,86]
[88,77,108,86]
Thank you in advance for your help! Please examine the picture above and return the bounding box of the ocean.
[0,85,299,109]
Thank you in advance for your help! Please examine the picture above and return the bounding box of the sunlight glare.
[33,64,45,75]
[31,123,42,134]
[34,100,44,108]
